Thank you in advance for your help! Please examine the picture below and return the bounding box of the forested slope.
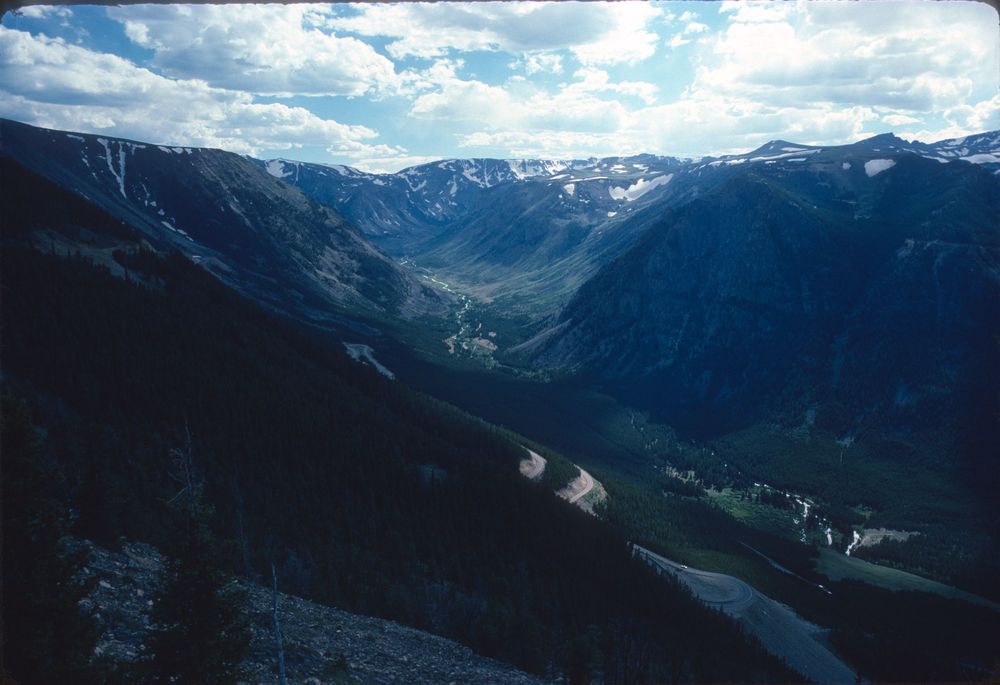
[0,167,794,683]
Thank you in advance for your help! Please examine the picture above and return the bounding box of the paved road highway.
[633,545,857,685]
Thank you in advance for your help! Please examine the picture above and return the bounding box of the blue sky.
[1,1,997,172]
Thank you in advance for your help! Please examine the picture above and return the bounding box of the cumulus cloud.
[881,113,921,127]
[697,2,994,114]
[4,1,996,166]
[326,1,662,65]
[107,4,400,97]
[15,5,72,19]
[666,34,690,49]
[406,63,657,135]
[459,129,641,160]
[519,53,564,76]
[0,26,395,159]
[397,0,997,161]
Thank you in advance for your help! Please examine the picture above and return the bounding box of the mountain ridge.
[0,117,443,326]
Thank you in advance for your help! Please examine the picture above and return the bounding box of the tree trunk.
[272,563,288,685]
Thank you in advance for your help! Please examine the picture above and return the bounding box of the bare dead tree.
[272,563,288,685]
[230,469,254,580]
[167,420,198,508]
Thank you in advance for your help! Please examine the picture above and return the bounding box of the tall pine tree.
[1,395,102,684]
[144,435,249,685]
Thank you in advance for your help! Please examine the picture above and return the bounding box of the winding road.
[633,545,857,685]
[518,448,547,480]
[558,468,595,504]
[634,546,756,613]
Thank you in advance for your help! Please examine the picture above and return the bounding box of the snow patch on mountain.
[265,159,292,178]
[506,158,569,179]
[608,174,673,202]
[864,159,896,177]
[749,149,821,163]
[97,138,127,198]
[961,153,1000,164]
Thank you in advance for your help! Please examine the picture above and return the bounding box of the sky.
[1,1,998,172]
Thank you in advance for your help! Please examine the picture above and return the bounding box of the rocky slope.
[79,540,549,685]
[0,118,442,324]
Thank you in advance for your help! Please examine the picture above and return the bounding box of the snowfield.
[608,174,672,202]
[864,159,896,177]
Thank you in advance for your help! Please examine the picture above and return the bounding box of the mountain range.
[4,115,1000,684]
[260,129,1000,310]
[4,117,997,445]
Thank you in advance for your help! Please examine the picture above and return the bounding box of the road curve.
[558,467,595,504]
[633,544,857,685]
[634,546,755,613]
[518,448,547,480]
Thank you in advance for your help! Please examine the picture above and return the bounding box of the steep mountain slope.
[258,156,552,252]
[524,152,1000,444]
[0,242,795,684]
[79,540,549,685]
[0,118,440,323]
[267,131,999,314]
[262,154,689,309]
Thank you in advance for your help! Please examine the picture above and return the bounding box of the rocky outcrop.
[77,540,549,685]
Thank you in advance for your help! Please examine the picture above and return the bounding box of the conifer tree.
[1,396,102,684]
[144,433,250,685]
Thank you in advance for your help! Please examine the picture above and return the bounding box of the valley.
[3,117,999,685]
[4,0,1000,682]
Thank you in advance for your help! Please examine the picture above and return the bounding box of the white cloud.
[15,5,72,19]
[459,129,639,159]
[944,93,1000,133]
[881,113,920,127]
[107,4,400,97]
[4,1,996,166]
[718,1,792,24]
[697,2,995,115]
[667,34,690,49]
[326,1,662,65]
[407,63,656,135]
[569,2,662,65]
[397,0,998,162]
[0,26,395,159]
[350,154,442,174]
[521,53,564,76]
[567,67,658,105]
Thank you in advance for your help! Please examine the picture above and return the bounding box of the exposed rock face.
[77,540,549,685]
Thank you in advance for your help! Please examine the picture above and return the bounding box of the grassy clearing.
[815,548,1000,611]
[707,487,801,540]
